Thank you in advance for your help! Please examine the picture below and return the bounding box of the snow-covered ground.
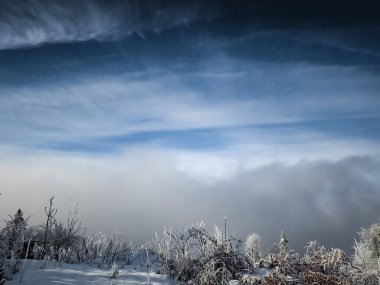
[7,260,175,285]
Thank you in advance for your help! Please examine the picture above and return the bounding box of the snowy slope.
[7,260,175,285]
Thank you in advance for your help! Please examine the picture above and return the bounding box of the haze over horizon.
[0,0,379,253]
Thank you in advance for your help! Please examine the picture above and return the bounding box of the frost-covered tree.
[42,197,57,254]
[213,226,223,245]
[3,209,27,251]
[244,233,264,266]
[154,227,175,275]
[279,231,288,257]
[1,209,30,275]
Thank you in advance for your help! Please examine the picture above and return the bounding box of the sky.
[0,0,379,253]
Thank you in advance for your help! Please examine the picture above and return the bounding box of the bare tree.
[51,202,83,262]
[43,196,57,254]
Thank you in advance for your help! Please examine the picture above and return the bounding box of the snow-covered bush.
[276,250,302,279]
[153,221,244,284]
[0,234,6,267]
[101,233,126,267]
[32,242,44,260]
[0,268,5,285]
[79,232,133,268]
[303,240,352,275]
[40,245,55,269]
[195,256,233,285]
[153,223,206,280]
[349,269,378,285]
[110,262,119,279]
[303,240,327,272]
[256,232,301,283]
[353,222,380,271]
[58,246,80,264]
[353,239,373,270]
[240,274,263,285]
[81,232,108,266]
[190,222,243,279]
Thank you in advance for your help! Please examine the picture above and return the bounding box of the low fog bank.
[0,150,379,253]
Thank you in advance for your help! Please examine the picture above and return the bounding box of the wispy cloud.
[1,60,379,154]
[0,0,217,50]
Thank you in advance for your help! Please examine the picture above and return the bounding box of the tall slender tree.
[43,196,57,253]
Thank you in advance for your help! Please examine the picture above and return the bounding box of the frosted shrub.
[195,258,232,285]
[102,233,125,267]
[40,246,55,269]
[153,221,244,284]
[110,262,119,279]
[0,268,6,285]
[153,227,174,275]
[193,237,242,284]
[353,222,380,271]
[32,243,44,260]
[83,232,108,266]
[0,236,6,266]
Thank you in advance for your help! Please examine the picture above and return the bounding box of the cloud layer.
[1,62,379,155]
[0,150,378,252]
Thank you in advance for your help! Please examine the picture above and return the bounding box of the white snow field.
[7,260,175,285]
